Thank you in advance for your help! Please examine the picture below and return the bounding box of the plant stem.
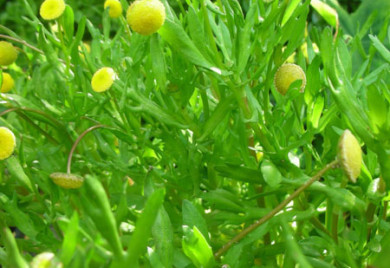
[67,124,106,174]
[214,159,339,259]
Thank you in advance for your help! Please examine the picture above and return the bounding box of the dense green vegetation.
[1,0,390,267]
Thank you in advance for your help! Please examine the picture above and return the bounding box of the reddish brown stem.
[214,160,339,259]
[67,124,106,174]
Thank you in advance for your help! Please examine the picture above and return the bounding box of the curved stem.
[0,34,44,54]
[67,124,106,174]
[0,106,73,143]
[214,160,339,259]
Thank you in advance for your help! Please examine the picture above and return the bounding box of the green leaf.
[310,96,324,129]
[126,188,166,265]
[0,194,38,239]
[62,5,75,43]
[81,175,123,259]
[182,200,209,242]
[60,212,79,266]
[282,0,302,26]
[158,18,216,70]
[198,96,235,141]
[0,225,28,268]
[214,163,264,184]
[369,35,390,63]
[5,156,33,192]
[150,35,167,91]
[310,0,338,28]
[182,226,215,268]
[261,159,282,188]
[367,85,388,132]
[152,208,174,268]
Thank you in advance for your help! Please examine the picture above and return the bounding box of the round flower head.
[1,72,15,93]
[274,63,306,95]
[126,0,166,35]
[0,41,18,66]
[50,172,84,189]
[0,127,16,160]
[337,129,362,183]
[104,0,123,18]
[40,0,66,20]
[91,67,117,92]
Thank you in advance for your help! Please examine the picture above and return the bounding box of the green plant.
[1,0,390,267]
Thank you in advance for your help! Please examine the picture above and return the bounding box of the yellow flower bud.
[40,0,66,21]
[0,41,18,66]
[91,67,117,92]
[337,129,362,183]
[0,127,16,160]
[274,63,306,95]
[126,0,166,36]
[104,0,123,18]
[50,172,84,189]
[1,72,15,93]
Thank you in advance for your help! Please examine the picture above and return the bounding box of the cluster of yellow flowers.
[91,0,166,93]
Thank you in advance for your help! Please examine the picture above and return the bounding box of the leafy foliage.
[1,0,390,267]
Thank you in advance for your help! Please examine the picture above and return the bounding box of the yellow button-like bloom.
[50,172,84,189]
[91,67,117,92]
[40,0,66,20]
[0,41,18,66]
[274,63,306,95]
[338,129,362,183]
[104,0,123,18]
[126,0,166,36]
[1,72,15,93]
[0,127,16,160]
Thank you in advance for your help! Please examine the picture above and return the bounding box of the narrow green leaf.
[369,35,390,63]
[150,35,167,91]
[261,159,282,188]
[5,156,33,192]
[81,175,123,259]
[61,212,79,266]
[152,207,174,268]
[182,200,209,242]
[214,163,264,184]
[182,226,215,268]
[198,96,235,141]
[62,5,75,43]
[158,18,215,70]
[126,188,166,265]
[0,225,29,268]
[310,0,338,27]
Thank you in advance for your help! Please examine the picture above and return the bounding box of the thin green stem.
[214,159,339,259]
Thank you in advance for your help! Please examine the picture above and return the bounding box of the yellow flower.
[40,0,66,20]
[91,67,117,92]
[274,63,306,95]
[0,41,18,66]
[0,127,16,160]
[1,73,15,93]
[50,172,84,189]
[337,129,362,183]
[104,0,123,18]
[126,0,166,36]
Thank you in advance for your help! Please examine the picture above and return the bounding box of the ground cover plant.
[1,0,390,267]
